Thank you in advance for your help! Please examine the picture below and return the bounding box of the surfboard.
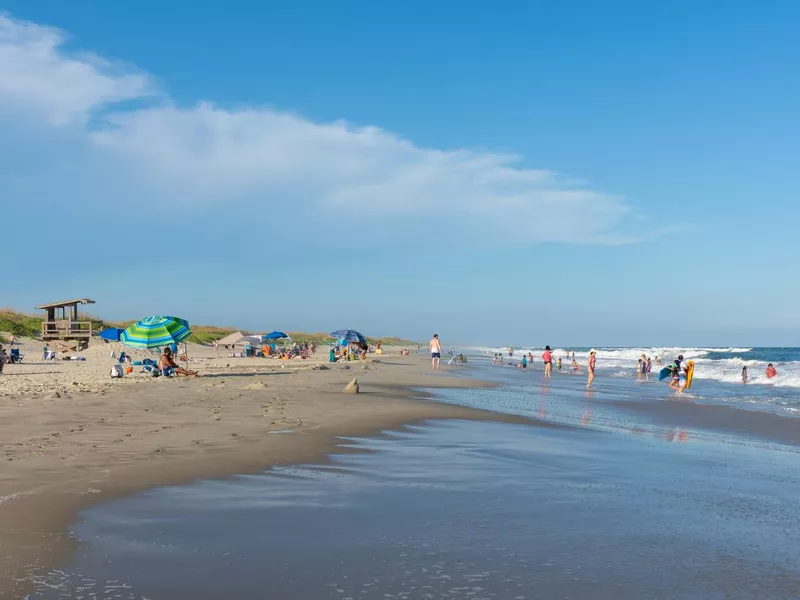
[658,366,673,381]
[683,360,695,390]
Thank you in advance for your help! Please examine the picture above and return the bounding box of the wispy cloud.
[0,14,640,245]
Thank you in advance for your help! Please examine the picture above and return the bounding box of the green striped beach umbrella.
[120,316,192,349]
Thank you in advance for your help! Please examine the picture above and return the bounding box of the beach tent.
[214,331,255,347]
[100,328,124,342]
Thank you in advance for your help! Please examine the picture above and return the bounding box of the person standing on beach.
[586,349,596,388]
[430,334,442,370]
[542,346,553,378]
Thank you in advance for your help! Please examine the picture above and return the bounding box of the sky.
[1,0,799,346]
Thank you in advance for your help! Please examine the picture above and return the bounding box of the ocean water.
[24,350,800,600]
[467,346,800,415]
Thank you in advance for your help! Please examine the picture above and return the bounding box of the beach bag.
[110,365,124,378]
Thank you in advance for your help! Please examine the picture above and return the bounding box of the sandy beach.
[0,340,534,598]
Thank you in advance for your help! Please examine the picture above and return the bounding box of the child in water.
[741,366,748,384]
[557,357,562,371]
[571,358,581,373]
[669,363,681,391]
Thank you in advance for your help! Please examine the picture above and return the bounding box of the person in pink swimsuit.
[542,346,553,378]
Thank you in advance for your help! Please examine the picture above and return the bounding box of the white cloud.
[0,14,639,245]
[0,14,152,125]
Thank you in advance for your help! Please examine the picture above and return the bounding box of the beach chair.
[9,348,23,363]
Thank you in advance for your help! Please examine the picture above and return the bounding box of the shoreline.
[2,353,546,598]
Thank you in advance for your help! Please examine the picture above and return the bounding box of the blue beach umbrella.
[263,331,289,340]
[121,316,192,349]
[330,329,367,344]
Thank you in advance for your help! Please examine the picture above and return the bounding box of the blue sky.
[1,1,799,346]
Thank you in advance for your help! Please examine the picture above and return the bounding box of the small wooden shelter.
[36,298,96,350]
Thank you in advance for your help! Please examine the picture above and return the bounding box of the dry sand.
[0,340,536,597]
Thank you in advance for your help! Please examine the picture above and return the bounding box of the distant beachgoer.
[542,346,553,378]
[766,363,777,378]
[493,354,498,365]
[527,352,534,366]
[159,347,198,377]
[0,344,7,374]
[430,334,442,370]
[557,357,562,371]
[329,347,336,363]
[637,358,644,380]
[499,354,504,366]
[655,355,662,366]
[521,354,527,369]
[646,357,652,374]
[571,351,576,360]
[571,358,581,373]
[586,350,596,388]
[675,354,684,372]
[7,334,15,346]
[639,354,648,380]
[509,347,513,357]
[742,366,749,384]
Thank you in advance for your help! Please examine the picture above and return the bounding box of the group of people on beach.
[490,346,599,388]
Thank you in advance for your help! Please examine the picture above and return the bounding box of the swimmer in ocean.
[557,357,562,371]
[742,366,748,384]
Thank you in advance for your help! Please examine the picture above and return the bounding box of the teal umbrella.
[121,316,191,348]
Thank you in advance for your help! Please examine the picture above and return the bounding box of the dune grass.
[0,310,415,346]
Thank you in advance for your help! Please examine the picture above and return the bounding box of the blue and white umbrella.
[263,331,289,340]
[330,329,367,344]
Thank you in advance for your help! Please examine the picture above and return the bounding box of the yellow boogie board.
[683,360,695,390]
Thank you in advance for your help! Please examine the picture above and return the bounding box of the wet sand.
[0,351,540,598]
[27,419,800,599]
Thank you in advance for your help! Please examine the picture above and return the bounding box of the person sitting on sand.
[159,347,198,376]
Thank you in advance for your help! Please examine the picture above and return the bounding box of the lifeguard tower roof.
[35,298,96,310]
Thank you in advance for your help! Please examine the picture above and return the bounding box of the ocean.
[468,346,800,415]
[24,347,800,599]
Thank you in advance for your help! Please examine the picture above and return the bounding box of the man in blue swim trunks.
[429,334,442,370]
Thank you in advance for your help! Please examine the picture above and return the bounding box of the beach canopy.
[263,331,289,340]
[99,328,124,342]
[215,331,254,347]
[330,329,367,344]
[237,335,263,347]
[121,316,192,349]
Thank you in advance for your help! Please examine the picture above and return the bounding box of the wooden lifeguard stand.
[36,298,96,351]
